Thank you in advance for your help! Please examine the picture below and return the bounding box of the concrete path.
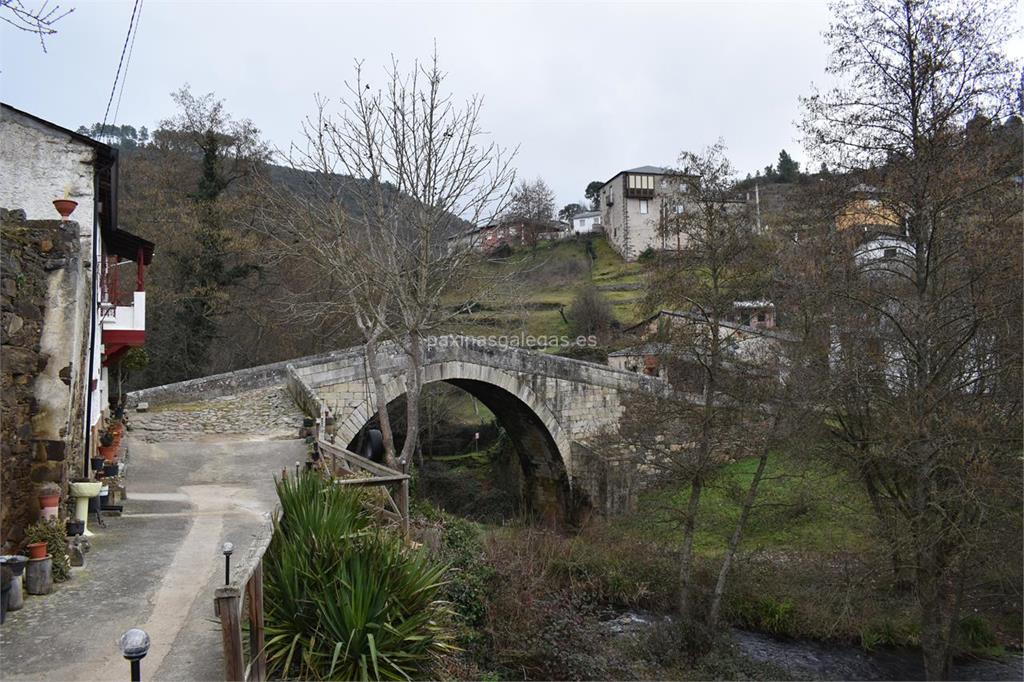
[0,390,305,681]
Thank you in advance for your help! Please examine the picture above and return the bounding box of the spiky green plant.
[264,472,451,680]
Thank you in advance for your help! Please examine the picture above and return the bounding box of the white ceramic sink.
[69,481,102,497]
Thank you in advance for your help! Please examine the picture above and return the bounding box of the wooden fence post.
[215,586,244,681]
[246,561,266,681]
[399,479,410,536]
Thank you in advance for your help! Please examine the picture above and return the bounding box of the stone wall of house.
[1,209,88,551]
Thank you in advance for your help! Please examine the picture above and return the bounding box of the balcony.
[101,291,146,332]
[101,291,146,363]
[99,236,151,364]
[624,187,655,200]
[624,173,657,200]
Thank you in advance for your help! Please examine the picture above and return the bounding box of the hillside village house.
[611,309,797,384]
[570,210,602,234]
[599,165,711,260]
[448,218,563,253]
[0,103,153,547]
[836,183,916,275]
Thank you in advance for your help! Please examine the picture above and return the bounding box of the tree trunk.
[861,467,904,585]
[399,331,424,472]
[677,477,703,620]
[918,566,957,681]
[707,450,768,628]
[363,335,398,469]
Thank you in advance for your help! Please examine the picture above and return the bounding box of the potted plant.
[37,482,60,511]
[90,456,105,472]
[23,519,71,582]
[25,542,47,560]
[65,519,85,536]
[98,429,117,462]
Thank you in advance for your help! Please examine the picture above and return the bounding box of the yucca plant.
[264,471,451,680]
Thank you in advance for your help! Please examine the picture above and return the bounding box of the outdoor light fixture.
[295,461,301,477]
[119,628,151,682]
[222,542,234,585]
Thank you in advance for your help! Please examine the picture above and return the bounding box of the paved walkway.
[0,388,305,681]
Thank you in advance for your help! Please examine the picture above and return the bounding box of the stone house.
[0,104,153,549]
[615,309,797,384]
[598,165,754,260]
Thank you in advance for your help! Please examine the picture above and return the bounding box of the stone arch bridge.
[286,336,668,518]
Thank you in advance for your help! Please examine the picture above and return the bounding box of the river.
[603,611,1023,681]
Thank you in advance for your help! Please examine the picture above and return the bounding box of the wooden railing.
[287,362,411,534]
[318,439,410,535]
[213,513,273,682]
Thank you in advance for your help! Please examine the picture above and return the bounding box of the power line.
[111,0,144,129]
[100,0,140,133]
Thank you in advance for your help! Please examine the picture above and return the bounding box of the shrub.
[859,617,920,650]
[956,614,999,652]
[728,595,798,637]
[637,246,657,263]
[264,472,451,681]
[481,528,612,679]
[433,510,495,630]
[24,518,71,582]
[567,285,614,338]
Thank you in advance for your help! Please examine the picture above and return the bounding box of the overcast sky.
[2,1,1010,209]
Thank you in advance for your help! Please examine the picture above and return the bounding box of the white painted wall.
[0,111,97,227]
[1,108,106,436]
[572,214,601,234]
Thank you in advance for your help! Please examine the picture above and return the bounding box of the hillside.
[444,235,646,342]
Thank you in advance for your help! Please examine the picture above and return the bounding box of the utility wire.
[111,0,144,129]
[100,0,141,134]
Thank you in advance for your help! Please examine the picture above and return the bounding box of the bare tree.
[799,1,1022,677]
[615,143,784,624]
[257,53,516,471]
[1,0,73,51]
[504,177,556,224]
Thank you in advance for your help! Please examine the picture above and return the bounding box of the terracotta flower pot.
[109,422,124,437]
[38,494,60,509]
[26,543,47,561]
[99,444,118,463]
[52,198,78,219]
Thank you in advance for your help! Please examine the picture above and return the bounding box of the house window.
[757,313,766,322]
[639,200,649,214]
[628,174,655,190]
[675,204,684,214]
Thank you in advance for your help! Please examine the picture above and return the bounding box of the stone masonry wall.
[1,209,88,550]
[290,337,669,512]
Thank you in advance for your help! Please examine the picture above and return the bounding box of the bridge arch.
[335,361,573,519]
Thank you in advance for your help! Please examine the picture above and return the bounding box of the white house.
[1,103,154,475]
[571,210,602,234]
